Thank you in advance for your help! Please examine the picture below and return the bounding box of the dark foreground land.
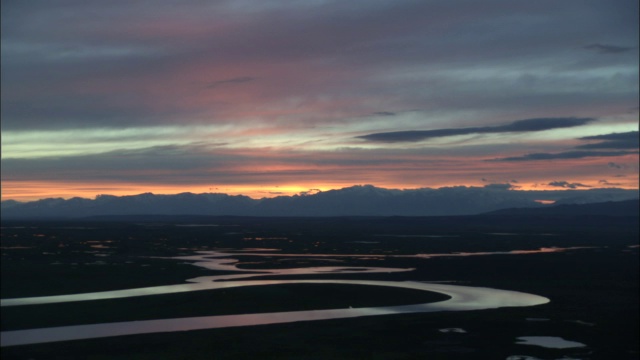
[1,214,638,359]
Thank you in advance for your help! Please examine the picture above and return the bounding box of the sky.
[1,0,638,201]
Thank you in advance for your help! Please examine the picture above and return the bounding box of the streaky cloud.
[482,183,516,190]
[489,150,637,162]
[576,131,639,149]
[580,131,640,141]
[206,76,256,89]
[584,43,636,54]
[599,179,622,186]
[357,117,595,143]
[548,181,591,189]
[576,141,639,150]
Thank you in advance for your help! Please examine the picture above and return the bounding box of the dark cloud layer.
[2,1,638,131]
[206,77,256,89]
[483,183,516,190]
[584,43,636,54]
[548,181,591,189]
[491,150,637,162]
[576,131,639,149]
[599,179,622,186]
[358,117,594,143]
[1,0,638,199]
[581,131,639,141]
[490,130,639,162]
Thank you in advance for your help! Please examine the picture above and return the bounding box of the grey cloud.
[373,112,396,116]
[584,43,636,54]
[580,131,639,141]
[608,162,624,169]
[548,181,592,189]
[3,1,638,132]
[358,117,594,143]
[298,188,323,196]
[206,77,256,89]
[1,96,213,130]
[1,0,637,135]
[0,144,412,185]
[483,183,515,190]
[1,144,240,182]
[490,150,637,162]
[481,178,519,185]
[493,131,639,162]
[599,179,622,186]
[576,131,639,149]
[576,141,639,150]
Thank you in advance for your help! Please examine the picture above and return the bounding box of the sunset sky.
[2,0,638,201]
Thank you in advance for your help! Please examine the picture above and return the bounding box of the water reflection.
[1,251,414,307]
[515,336,587,349]
[1,249,550,347]
[1,281,548,347]
[439,328,467,333]
[404,246,594,258]
[2,247,581,307]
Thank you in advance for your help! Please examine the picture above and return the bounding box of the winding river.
[1,250,550,347]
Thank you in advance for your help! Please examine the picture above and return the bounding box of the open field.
[1,215,638,359]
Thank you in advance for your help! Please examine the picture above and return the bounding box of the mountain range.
[2,185,638,219]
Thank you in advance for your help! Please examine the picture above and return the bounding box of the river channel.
[1,249,551,347]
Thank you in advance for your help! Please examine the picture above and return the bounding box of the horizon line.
[2,183,638,203]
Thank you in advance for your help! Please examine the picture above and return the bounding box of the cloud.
[299,188,323,196]
[481,178,519,187]
[490,131,639,162]
[548,181,592,189]
[2,1,637,133]
[608,162,624,169]
[576,131,639,149]
[483,183,516,190]
[580,131,639,141]
[206,77,256,89]
[584,43,636,54]
[2,1,639,199]
[357,117,594,142]
[599,179,622,186]
[490,150,637,162]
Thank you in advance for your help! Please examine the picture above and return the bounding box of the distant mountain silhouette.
[2,185,638,219]
[484,198,639,217]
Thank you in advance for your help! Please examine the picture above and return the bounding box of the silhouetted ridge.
[485,199,639,217]
[2,185,638,219]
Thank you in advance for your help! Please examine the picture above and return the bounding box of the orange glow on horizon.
[2,176,638,203]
